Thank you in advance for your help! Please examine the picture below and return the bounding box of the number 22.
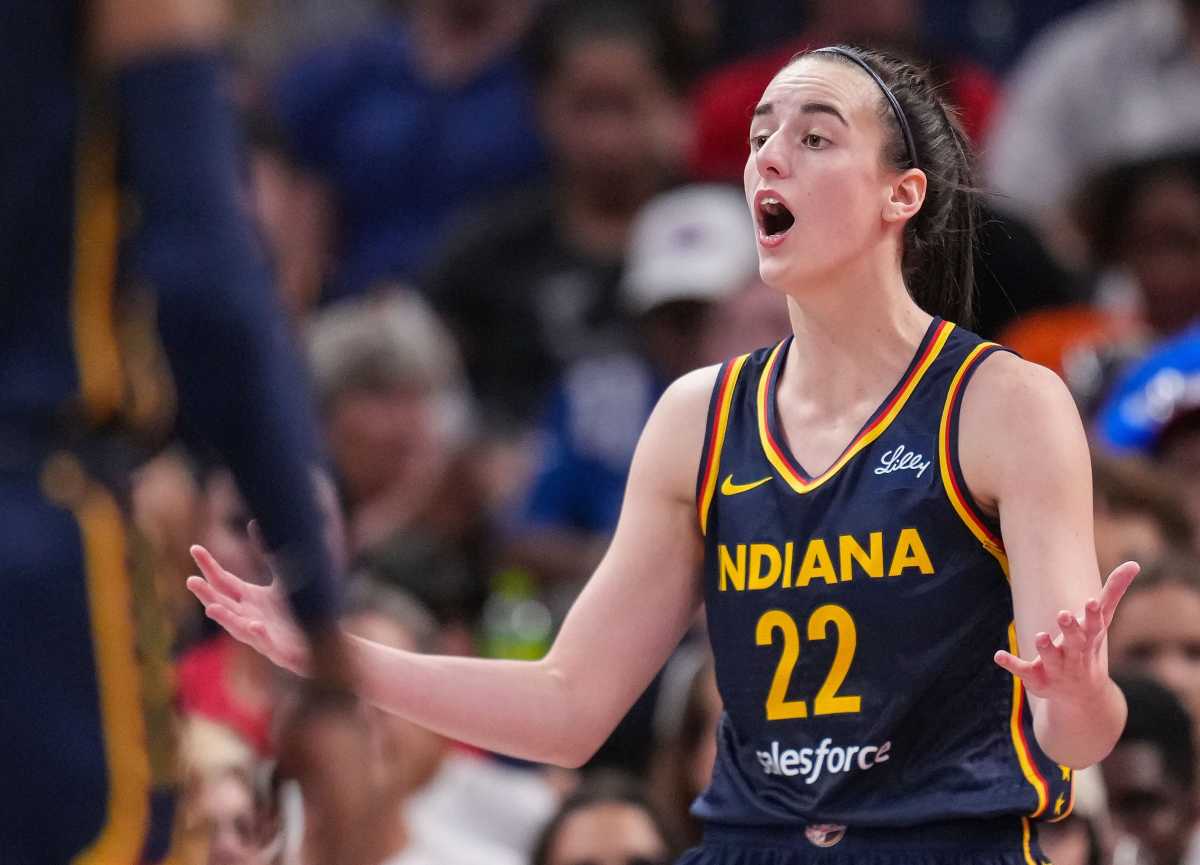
[755,605,861,721]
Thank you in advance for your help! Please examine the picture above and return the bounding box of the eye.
[802,133,827,149]
[749,132,770,151]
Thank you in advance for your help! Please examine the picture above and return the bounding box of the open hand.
[994,561,1139,698]
[186,543,311,675]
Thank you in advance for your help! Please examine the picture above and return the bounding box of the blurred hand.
[187,544,312,675]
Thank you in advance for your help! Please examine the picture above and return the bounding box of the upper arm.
[958,353,1100,658]
[543,365,718,731]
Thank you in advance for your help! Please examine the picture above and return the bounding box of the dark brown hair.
[788,45,980,325]
[531,771,675,865]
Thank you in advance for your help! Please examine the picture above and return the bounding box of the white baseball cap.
[622,184,758,315]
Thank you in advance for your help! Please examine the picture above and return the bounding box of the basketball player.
[189,46,1137,864]
[1,2,371,862]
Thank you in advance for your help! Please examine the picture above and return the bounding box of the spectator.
[1101,676,1197,865]
[996,148,1200,405]
[983,0,1200,262]
[131,449,206,648]
[1095,328,1200,531]
[1108,553,1200,745]
[296,580,559,865]
[1092,453,1193,575]
[426,0,688,429]
[306,289,482,558]
[531,772,675,865]
[275,0,546,298]
[1075,150,1200,337]
[509,184,755,586]
[689,0,1000,183]
[179,717,271,865]
[241,110,335,328]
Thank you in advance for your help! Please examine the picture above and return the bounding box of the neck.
[778,260,932,413]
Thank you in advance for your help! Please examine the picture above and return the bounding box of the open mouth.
[758,196,796,238]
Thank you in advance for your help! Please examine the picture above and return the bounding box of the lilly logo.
[874,445,930,479]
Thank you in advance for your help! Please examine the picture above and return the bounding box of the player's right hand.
[187,543,312,676]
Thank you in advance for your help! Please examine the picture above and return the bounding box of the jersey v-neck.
[757,317,954,494]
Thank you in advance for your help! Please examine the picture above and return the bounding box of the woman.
[189,46,1137,864]
[531,772,673,865]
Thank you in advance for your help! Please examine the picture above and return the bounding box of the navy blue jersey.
[692,319,1074,842]
[0,4,337,626]
[0,6,339,859]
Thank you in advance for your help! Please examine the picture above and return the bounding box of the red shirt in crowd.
[177,634,274,755]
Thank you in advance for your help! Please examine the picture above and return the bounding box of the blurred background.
[10,0,1200,863]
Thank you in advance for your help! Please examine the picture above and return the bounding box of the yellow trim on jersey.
[698,355,750,536]
[72,484,151,865]
[936,343,1057,818]
[1020,817,1038,865]
[758,322,955,494]
[1009,623,1051,819]
[937,342,1008,564]
[71,108,125,424]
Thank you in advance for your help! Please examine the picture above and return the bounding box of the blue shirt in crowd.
[276,20,547,299]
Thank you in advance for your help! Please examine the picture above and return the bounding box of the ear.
[883,168,927,225]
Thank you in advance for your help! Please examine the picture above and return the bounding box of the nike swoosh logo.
[720,474,773,495]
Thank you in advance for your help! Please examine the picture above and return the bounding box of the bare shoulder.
[958,351,1089,509]
[660,364,723,418]
[634,364,723,504]
[961,351,1080,428]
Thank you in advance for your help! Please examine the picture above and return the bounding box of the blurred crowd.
[115,0,1200,862]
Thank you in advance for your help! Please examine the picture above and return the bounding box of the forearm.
[119,52,339,630]
[346,635,599,767]
[1031,676,1127,768]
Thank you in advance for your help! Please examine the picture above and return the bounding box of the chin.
[757,256,803,293]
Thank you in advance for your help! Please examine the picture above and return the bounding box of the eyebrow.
[751,101,848,127]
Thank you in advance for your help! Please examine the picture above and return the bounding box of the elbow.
[538,663,614,769]
[549,735,606,770]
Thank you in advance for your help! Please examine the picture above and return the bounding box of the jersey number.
[755,605,861,721]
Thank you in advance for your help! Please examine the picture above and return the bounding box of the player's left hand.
[993,561,1139,699]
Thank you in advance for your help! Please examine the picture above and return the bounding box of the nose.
[754,132,790,179]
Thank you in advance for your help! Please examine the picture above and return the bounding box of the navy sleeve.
[117,52,338,631]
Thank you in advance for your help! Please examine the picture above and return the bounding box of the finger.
[1057,610,1088,653]
[186,574,230,610]
[1099,561,1140,623]
[206,603,264,650]
[1034,631,1065,676]
[190,544,244,603]
[994,650,1048,691]
[1081,597,1104,642]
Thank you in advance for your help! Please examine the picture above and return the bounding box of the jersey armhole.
[937,343,1012,568]
[695,354,749,536]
